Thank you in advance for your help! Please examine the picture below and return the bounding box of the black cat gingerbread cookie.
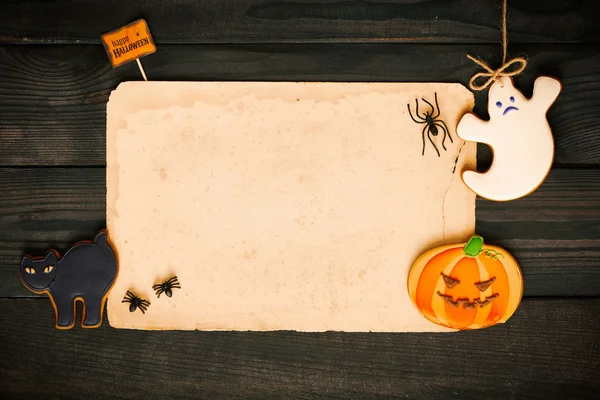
[19,231,119,329]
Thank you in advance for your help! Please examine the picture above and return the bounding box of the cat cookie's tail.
[93,231,117,266]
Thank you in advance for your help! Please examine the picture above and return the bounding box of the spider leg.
[152,283,161,290]
[155,288,165,298]
[422,97,435,117]
[167,276,179,284]
[428,127,441,157]
[415,98,427,120]
[435,122,449,151]
[139,300,150,312]
[432,92,440,119]
[407,103,425,124]
[122,291,134,302]
[421,125,428,156]
[171,283,181,289]
[439,120,452,143]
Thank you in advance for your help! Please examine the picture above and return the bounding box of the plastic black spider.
[407,92,452,157]
[152,276,181,298]
[122,290,150,314]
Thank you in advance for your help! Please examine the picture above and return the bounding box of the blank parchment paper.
[106,81,476,332]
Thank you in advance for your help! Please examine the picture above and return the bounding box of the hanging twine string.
[467,0,527,90]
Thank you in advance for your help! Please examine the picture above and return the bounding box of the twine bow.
[466,55,527,91]
[466,0,527,91]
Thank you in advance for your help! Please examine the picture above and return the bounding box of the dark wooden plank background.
[1,0,599,44]
[1,298,599,399]
[0,1,599,399]
[1,44,600,166]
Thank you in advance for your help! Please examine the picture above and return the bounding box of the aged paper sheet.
[106,81,476,331]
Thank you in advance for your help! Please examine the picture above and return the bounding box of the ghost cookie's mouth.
[503,106,519,115]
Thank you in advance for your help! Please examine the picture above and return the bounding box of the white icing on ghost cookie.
[457,76,561,201]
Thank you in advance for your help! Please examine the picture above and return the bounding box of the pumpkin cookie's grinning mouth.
[436,292,499,309]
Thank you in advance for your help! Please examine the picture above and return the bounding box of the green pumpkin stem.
[463,235,484,257]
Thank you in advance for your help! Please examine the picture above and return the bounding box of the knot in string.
[466,54,527,91]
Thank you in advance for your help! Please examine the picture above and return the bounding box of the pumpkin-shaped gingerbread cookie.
[408,235,523,330]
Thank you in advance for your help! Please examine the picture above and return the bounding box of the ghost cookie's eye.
[25,267,36,274]
[510,96,515,102]
[496,101,502,108]
[43,265,54,273]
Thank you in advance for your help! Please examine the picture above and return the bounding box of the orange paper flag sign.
[101,19,156,80]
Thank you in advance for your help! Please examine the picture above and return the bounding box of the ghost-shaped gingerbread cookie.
[456,76,561,201]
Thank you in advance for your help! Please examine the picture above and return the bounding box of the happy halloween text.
[111,36,151,59]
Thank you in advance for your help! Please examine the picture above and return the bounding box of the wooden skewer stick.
[136,58,148,81]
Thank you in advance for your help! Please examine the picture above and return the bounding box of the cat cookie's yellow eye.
[25,267,35,274]
[43,265,54,273]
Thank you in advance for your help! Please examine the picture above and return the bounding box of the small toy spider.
[122,290,150,314]
[407,92,452,157]
[152,276,181,298]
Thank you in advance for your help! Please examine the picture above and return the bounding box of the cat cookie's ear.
[21,256,33,267]
[93,231,108,246]
[44,251,58,265]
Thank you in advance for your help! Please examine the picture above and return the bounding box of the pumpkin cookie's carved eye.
[475,277,496,291]
[43,265,54,273]
[441,273,460,288]
[25,267,36,274]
